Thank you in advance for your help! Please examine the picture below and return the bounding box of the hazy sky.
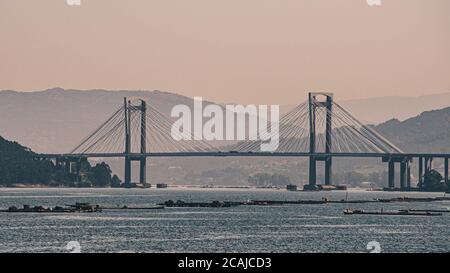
[0,0,449,104]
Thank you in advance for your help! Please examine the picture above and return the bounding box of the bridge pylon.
[305,92,333,190]
[124,97,147,187]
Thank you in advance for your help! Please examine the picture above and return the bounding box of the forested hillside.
[0,136,120,187]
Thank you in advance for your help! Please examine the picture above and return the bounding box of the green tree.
[89,162,112,187]
[111,175,122,188]
[420,170,447,192]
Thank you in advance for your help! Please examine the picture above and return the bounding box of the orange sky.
[0,0,449,104]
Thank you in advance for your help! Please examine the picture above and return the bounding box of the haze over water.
[0,188,449,253]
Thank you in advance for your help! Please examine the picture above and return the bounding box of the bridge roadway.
[36,152,450,159]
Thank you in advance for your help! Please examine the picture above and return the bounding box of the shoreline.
[0,184,449,194]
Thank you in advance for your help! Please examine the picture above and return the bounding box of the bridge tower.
[306,92,333,190]
[124,97,147,187]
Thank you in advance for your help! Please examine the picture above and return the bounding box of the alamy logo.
[65,241,81,253]
[66,0,81,6]
[366,241,382,253]
[171,97,280,152]
[367,0,382,6]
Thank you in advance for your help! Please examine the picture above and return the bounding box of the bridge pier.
[324,156,332,185]
[418,156,423,186]
[388,160,395,188]
[407,161,411,189]
[400,160,407,190]
[427,157,433,173]
[64,158,71,174]
[309,156,317,187]
[139,158,147,184]
[384,156,411,190]
[445,158,449,185]
[425,157,433,175]
[124,157,132,186]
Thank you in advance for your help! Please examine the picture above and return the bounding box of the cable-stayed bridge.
[37,93,450,190]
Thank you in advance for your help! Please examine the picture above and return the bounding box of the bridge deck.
[36,152,450,159]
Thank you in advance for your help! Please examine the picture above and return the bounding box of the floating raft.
[377,197,450,203]
[160,200,241,208]
[399,209,450,213]
[250,199,377,205]
[1,203,166,213]
[159,196,450,208]
[344,209,442,216]
[1,203,102,213]
[100,205,164,210]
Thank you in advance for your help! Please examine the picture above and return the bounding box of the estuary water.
[0,187,449,253]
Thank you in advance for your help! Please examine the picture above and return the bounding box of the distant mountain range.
[340,93,450,124]
[283,92,450,124]
[0,88,202,153]
[376,107,450,154]
[1,88,450,154]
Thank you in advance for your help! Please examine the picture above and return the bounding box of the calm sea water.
[0,188,449,253]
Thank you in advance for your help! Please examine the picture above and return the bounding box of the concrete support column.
[124,158,131,186]
[445,157,449,185]
[425,157,433,174]
[76,159,81,182]
[388,161,395,189]
[64,158,71,174]
[406,160,411,189]
[309,156,317,187]
[324,157,332,186]
[418,157,423,186]
[400,161,407,190]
